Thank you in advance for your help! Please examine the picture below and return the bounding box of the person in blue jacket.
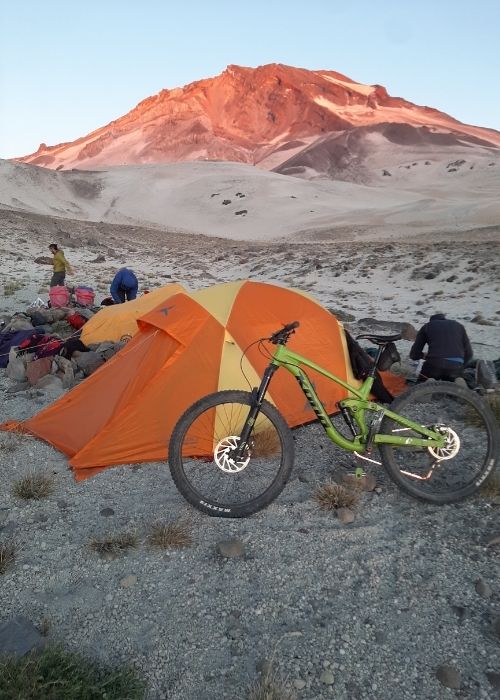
[110,268,139,303]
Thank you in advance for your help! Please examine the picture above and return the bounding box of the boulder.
[26,357,52,386]
[4,315,33,332]
[72,350,105,376]
[35,375,64,399]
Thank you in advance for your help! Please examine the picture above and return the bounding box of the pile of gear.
[0,295,125,400]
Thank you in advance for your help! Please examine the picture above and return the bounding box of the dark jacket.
[410,314,473,366]
[110,268,138,303]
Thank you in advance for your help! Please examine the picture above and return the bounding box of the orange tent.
[80,282,185,345]
[2,281,406,480]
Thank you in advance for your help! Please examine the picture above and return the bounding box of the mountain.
[16,63,500,179]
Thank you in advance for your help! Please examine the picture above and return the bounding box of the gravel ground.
[1,374,499,700]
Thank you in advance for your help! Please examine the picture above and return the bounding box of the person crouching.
[110,268,139,303]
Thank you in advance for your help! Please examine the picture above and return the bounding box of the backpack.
[75,286,95,307]
[49,286,71,308]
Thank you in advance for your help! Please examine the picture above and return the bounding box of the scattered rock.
[447,160,466,169]
[35,375,64,398]
[337,507,355,524]
[492,616,500,637]
[90,254,106,263]
[451,605,466,622]
[293,678,306,690]
[216,538,245,558]
[234,210,247,216]
[486,535,500,548]
[226,624,242,639]
[382,169,392,176]
[475,578,492,599]
[328,308,355,322]
[342,473,376,492]
[34,256,53,265]
[6,381,29,394]
[471,313,496,326]
[222,200,231,205]
[72,351,105,376]
[99,507,115,517]
[119,574,137,588]
[436,664,461,689]
[320,669,335,685]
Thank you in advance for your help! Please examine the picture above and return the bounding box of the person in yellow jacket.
[48,243,74,287]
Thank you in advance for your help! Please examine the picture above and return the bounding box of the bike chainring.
[427,425,461,461]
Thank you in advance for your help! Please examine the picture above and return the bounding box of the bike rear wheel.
[169,390,294,517]
[380,382,498,503]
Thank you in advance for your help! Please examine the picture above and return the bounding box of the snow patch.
[320,74,375,96]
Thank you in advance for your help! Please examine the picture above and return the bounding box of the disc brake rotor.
[427,426,461,461]
[214,436,251,473]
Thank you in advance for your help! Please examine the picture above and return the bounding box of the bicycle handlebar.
[269,321,300,345]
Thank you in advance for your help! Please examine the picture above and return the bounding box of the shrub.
[314,481,360,511]
[89,532,138,556]
[247,665,295,700]
[12,472,53,500]
[148,521,192,549]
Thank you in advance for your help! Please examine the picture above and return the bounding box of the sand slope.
[1,157,499,241]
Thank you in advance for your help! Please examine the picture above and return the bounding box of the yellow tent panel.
[81,283,185,344]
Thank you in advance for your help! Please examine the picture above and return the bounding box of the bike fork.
[233,365,278,460]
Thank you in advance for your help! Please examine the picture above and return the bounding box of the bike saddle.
[356,333,402,345]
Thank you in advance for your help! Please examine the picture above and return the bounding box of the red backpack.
[75,286,95,306]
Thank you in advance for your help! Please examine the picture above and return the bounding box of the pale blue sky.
[1,0,499,158]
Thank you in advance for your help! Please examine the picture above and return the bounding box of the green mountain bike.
[169,322,498,517]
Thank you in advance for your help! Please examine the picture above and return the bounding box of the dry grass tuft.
[38,617,51,637]
[12,472,54,500]
[4,281,24,296]
[247,666,295,700]
[486,393,500,422]
[314,481,360,511]
[252,427,281,458]
[0,541,16,575]
[89,532,138,555]
[148,521,192,549]
[481,473,500,500]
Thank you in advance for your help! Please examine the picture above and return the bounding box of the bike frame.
[239,343,446,455]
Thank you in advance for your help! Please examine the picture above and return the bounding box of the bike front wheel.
[379,382,498,503]
[168,390,295,517]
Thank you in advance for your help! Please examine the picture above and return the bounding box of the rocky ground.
[0,209,499,699]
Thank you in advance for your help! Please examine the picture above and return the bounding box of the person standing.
[110,268,139,303]
[48,243,73,287]
[410,312,473,382]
